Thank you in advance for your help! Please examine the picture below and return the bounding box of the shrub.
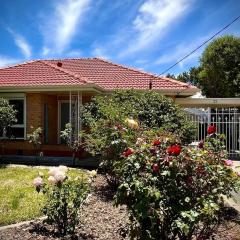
[33,166,95,235]
[83,90,194,144]
[114,127,240,239]
[27,127,43,160]
[0,98,17,155]
[81,90,195,185]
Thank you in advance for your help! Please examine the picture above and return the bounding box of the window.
[8,98,26,139]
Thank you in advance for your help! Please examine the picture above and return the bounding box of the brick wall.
[3,92,94,157]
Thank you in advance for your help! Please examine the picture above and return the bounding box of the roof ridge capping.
[39,60,91,84]
[94,57,197,89]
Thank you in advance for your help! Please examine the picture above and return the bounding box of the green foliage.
[114,132,240,239]
[27,127,42,158]
[34,167,90,235]
[81,90,195,185]
[61,123,82,165]
[198,35,240,97]
[174,35,240,97]
[83,90,194,141]
[176,67,201,86]
[60,123,81,153]
[0,98,17,137]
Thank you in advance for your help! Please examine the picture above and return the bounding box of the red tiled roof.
[0,58,198,93]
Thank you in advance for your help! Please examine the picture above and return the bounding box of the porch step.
[0,155,100,168]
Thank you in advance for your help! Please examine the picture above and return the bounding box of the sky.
[0,0,240,75]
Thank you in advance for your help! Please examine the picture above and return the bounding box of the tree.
[165,73,176,79]
[198,35,240,97]
[169,35,240,97]
[176,67,201,86]
[0,98,17,155]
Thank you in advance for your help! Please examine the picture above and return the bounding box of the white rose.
[33,177,43,187]
[48,176,56,185]
[125,118,139,130]
[54,171,66,183]
[89,170,97,178]
[58,165,68,173]
[48,167,58,176]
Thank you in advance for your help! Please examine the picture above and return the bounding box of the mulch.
[0,175,240,240]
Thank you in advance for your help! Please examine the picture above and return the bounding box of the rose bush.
[114,128,240,239]
[33,166,96,235]
[81,90,195,186]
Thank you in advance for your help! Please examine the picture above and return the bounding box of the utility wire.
[158,15,240,76]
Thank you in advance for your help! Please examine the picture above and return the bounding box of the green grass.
[0,165,87,226]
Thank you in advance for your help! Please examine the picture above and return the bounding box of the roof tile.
[0,58,198,92]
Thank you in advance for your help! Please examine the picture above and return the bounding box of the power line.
[158,15,240,76]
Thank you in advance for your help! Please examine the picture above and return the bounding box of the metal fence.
[184,107,240,160]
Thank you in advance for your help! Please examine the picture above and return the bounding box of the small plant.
[61,123,81,166]
[33,166,95,235]
[114,125,240,239]
[27,127,43,161]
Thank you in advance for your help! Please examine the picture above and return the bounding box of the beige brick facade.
[3,92,93,157]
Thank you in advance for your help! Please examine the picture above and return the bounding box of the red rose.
[167,144,181,156]
[152,163,159,173]
[207,125,216,135]
[198,141,204,149]
[153,139,161,146]
[123,148,134,157]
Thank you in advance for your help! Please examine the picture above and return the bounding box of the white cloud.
[0,56,20,68]
[7,28,32,58]
[41,0,91,56]
[129,0,191,53]
[92,0,193,59]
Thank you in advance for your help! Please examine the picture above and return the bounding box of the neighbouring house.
[0,58,199,158]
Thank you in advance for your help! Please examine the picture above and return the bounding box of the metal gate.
[184,107,240,160]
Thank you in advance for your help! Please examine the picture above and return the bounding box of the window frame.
[0,93,26,140]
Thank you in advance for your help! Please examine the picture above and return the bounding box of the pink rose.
[224,159,233,166]
[33,177,43,187]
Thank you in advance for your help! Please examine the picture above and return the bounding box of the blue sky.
[0,0,239,75]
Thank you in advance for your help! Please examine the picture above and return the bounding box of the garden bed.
[0,175,240,240]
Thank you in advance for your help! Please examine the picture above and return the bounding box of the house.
[0,58,199,158]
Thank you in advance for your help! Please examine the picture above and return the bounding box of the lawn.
[0,165,87,226]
